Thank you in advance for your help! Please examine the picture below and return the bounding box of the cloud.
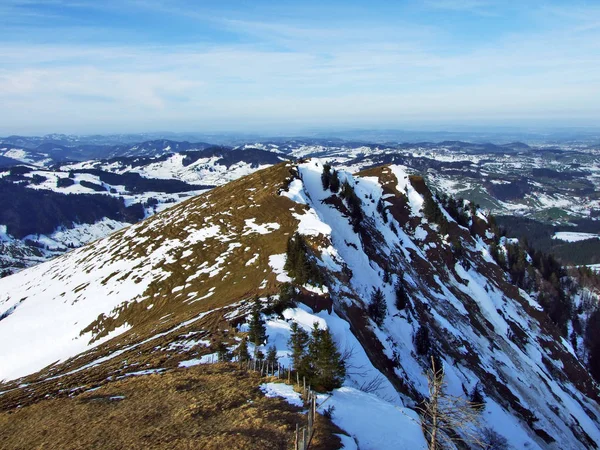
[0,1,599,133]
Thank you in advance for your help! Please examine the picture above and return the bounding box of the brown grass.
[0,363,343,450]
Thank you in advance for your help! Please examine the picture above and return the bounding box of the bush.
[480,428,509,450]
[323,405,335,419]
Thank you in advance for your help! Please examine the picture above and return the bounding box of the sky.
[0,0,599,135]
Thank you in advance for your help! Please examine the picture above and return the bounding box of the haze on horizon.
[0,0,599,135]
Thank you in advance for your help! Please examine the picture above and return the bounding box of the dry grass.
[0,363,344,450]
[79,162,305,345]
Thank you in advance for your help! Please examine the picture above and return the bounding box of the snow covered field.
[553,231,600,242]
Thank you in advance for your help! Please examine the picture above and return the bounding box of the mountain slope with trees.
[0,160,599,449]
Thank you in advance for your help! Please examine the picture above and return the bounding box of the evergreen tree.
[272,283,296,315]
[288,322,310,374]
[469,383,485,411]
[414,325,431,356]
[423,193,445,225]
[266,345,278,367]
[321,163,332,190]
[309,324,346,391]
[585,307,600,383]
[395,280,409,311]
[285,233,323,286]
[330,169,340,192]
[216,341,232,362]
[368,287,387,326]
[247,298,267,353]
[340,181,363,231]
[377,197,385,214]
[236,338,251,362]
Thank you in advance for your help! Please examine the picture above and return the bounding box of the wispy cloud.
[0,1,599,133]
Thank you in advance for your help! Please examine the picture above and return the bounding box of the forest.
[0,180,144,238]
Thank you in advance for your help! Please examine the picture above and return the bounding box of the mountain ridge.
[1,160,600,449]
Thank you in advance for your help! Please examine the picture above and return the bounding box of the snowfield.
[553,231,600,242]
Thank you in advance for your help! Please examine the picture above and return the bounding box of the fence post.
[303,376,306,398]
[295,423,299,450]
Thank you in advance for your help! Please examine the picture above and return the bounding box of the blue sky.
[0,0,599,134]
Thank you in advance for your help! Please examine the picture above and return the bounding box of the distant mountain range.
[1,137,599,278]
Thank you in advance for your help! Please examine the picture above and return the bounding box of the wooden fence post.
[295,423,299,450]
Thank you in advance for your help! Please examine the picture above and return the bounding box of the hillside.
[1,161,599,449]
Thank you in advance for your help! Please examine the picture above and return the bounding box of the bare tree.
[418,356,484,450]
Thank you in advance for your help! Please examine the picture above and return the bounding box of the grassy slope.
[0,363,342,450]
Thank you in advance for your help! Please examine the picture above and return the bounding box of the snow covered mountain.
[1,161,599,449]
[0,146,287,276]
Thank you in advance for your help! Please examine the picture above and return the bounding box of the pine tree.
[266,345,278,368]
[236,338,251,362]
[306,323,345,391]
[321,163,332,190]
[419,357,482,450]
[285,233,323,286]
[247,298,267,354]
[414,325,431,356]
[368,287,387,326]
[216,341,232,362]
[469,383,485,411]
[340,180,363,231]
[289,322,310,374]
[395,280,409,311]
[272,283,296,314]
[330,169,340,192]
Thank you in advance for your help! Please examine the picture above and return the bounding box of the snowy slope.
[274,160,600,449]
[0,161,599,449]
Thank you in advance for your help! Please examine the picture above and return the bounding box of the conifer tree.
[395,280,409,311]
[216,341,232,362]
[307,323,345,391]
[368,287,387,326]
[414,325,431,356]
[340,180,363,231]
[272,283,296,314]
[330,169,340,192]
[469,383,485,411]
[247,298,267,353]
[266,345,278,368]
[236,338,251,362]
[289,322,310,373]
[285,233,323,286]
[321,163,332,190]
